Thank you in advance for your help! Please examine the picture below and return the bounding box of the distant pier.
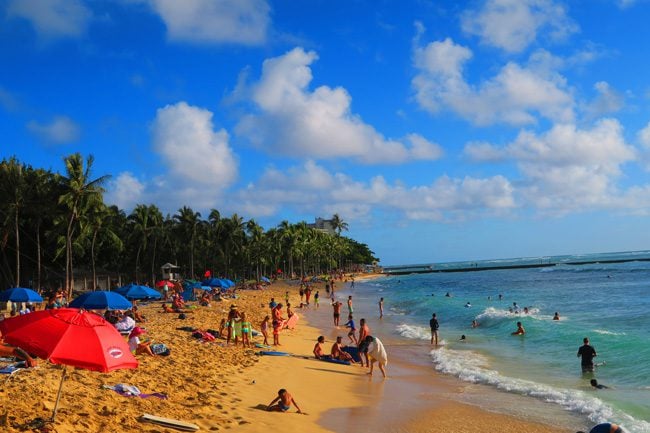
[383,257,650,276]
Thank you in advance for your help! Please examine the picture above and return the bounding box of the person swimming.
[465,302,471,308]
[591,379,609,389]
[511,321,525,335]
[553,312,560,320]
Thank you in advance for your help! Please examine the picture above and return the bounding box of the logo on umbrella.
[107,346,124,359]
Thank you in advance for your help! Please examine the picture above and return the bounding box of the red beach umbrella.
[156,280,173,288]
[0,308,138,421]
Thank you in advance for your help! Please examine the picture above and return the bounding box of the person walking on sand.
[379,297,384,318]
[314,290,320,308]
[347,295,353,315]
[267,389,302,413]
[430,313,439,345]
[332,300,342,326]
[578,337,597,372]
[260,315,270,346]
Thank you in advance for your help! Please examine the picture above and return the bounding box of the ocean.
[343,251,650,433]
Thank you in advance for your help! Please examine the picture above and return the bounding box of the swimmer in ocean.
[590,379,608,389]
[511,321,525,335]
[553,312,560,320]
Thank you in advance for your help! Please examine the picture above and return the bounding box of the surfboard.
[255,343,272,349]
[342,346,362,362]
[320,357,351,365]
[259,351,291,356]
[284,313,299,330]
[140,414,199,431]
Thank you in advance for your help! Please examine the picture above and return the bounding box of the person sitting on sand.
[267,389,302,413]
[512,321,525,335]
[161,303,174,313]
[171,294,185,312]
[553,312,560,320]
[313,336,328,359]
[331,336,354,363]
[199,291,211,307]
[130,305,146,323]
[260,315,270,346]
[114,312,136,333]
[0,342,38,367]
[591,379,609,389]
[128,327,154,356]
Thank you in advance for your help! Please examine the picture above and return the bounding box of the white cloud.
[232,161,515,221]
[106,102,238,213]
[27,116,80,144]
[236,47,443,164]
[584,81,624,118]
[461,0,579,53]
[412,37,574,126]
[465,119,636,213]
[104,172,145,210]
[142,0,270,45]
[6,0,91,38]
[638,122,650,148]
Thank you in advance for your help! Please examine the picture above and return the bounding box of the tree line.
[0,154,378,295]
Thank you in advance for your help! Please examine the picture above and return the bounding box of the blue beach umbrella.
[200,286,213,291]
[69,291,132,310]
[260,276,271,283]
[202,278,224,288]
[114,284,162,300]
[0,287,44,303]
[221,279,235,288]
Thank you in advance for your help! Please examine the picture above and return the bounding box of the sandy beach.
[1,278,577,433]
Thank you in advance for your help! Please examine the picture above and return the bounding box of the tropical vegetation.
[0,154,378,294]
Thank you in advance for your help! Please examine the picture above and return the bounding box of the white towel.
[368,337,388,366]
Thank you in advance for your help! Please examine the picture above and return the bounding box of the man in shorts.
[430,313,439,345]
[332,300,342,326]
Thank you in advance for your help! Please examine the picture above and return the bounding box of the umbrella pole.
[51,366,67,422]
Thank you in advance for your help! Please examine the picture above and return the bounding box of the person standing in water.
[378,297,384,318]
[430,313,439,345]
[578,337,597,372]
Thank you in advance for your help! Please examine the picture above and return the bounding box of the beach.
[1,277,577,433]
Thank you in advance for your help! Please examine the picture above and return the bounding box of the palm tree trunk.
[14,209,19,287]
[36,223,41,292]
[151,236,157,287]
[135,245,142,284]
[91,230,98,290]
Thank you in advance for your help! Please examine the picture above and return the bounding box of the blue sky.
[3,0,650,265]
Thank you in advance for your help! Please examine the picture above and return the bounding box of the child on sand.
[344,314,358,344]
[267,389,302,413]
[240,312,252,348]
[128,327,154,356]
[260,315,270,346]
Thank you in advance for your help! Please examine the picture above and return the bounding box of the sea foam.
[430,348,650,433]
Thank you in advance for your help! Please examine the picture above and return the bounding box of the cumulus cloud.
[141,0,270,45]
[232,160,515,221]
[106,102,239,212]
[412,36,575,126]
[236,47,443,164]
[461,0,579,53]
[6,0,91,38]
[27,116,80,144]
[465,119,636,213]
[104,172,145,210]
[584,81,624,118]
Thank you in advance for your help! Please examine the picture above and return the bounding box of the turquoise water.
[348,251,650,432]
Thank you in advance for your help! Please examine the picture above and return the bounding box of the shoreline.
[1,278,587,432]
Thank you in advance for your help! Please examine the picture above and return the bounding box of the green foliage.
[0,155,379,288]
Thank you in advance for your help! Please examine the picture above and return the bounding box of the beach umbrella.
[202,278,224,288]
[200,286,213,291]
[0,287,43,303]
[260,276,271,283]
[114,283,162,300]
[69,291,132,310]
[155,280,174,288]
[0,308,138,421]
[221,279,235,288]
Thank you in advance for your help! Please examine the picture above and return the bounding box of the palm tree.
[84,203,123,290]
[128,204,152,284]
[26,168,54,291]
[174,206,201,279]
[0,158,27,287]
[147,205,164,286]
[59,153,110,296]
[331,213,349,236]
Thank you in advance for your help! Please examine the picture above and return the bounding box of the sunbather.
[0,343,38,367]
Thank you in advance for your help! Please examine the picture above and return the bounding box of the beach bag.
[178,313,186,319]
[151,343,171,356]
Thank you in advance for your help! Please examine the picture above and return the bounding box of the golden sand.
[0,280,574,433]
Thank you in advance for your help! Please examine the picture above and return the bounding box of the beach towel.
[368,337,388,366]
[0,361,26,375]
[103,384,168,399]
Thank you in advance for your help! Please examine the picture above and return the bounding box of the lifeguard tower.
[161,263,180,281]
